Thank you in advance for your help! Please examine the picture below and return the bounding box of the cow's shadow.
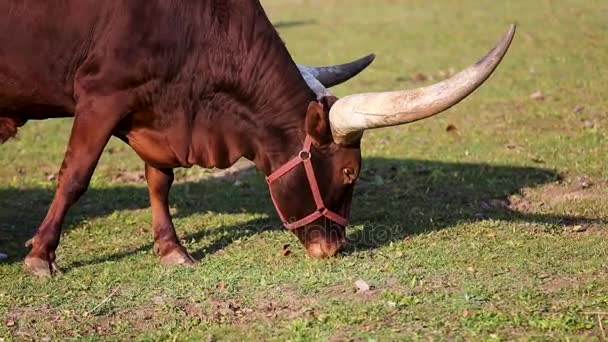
[273,19,317,30]
[0,158,600,269]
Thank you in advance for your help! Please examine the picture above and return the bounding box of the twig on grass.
[83,286,121,317]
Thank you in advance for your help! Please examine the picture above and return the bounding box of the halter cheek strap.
[265,135,349,230]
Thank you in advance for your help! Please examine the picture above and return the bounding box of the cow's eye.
[342,167,356,184]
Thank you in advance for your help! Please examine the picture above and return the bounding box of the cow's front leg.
[145,164,196,266]
[24,102,121,276]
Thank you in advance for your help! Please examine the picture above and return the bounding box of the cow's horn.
[297,54,375,88]
[329,25,516,145]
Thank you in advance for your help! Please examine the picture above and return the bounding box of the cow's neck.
[184,0,318,175]
[252,96,315,176]
[186,56,316,175]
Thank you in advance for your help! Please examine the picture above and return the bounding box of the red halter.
[266,135,349,230]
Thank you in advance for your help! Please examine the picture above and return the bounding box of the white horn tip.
[476,24,517,67]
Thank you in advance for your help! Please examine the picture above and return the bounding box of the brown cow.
[0,1,515,276]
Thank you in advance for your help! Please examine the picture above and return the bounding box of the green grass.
[2,0,608,340]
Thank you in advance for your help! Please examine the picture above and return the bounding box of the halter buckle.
[298,150,311,160]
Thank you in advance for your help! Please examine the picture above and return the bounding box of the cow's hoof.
[160,249,197,266]
[24,257,61,277]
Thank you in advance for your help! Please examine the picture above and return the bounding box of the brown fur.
[0,117,20,143]
[2,0,361,274]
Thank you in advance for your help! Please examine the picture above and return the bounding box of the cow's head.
[270,25,516,258]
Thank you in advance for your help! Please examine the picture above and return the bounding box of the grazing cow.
[0,0,515,276]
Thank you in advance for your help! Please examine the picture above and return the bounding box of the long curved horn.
[297,54,375,88]
[329,25,516,145]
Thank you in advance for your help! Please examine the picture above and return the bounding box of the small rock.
[6,320,15,327]
[530,91,545,101]
[354,279,371,293]
[47,174,57,181]
[572,105,585,113]
[582,120,595,129]
[0,253,8,261]
[579,176,593,189]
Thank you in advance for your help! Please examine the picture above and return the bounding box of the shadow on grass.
[273,19,317,30]
[0,158,601,269]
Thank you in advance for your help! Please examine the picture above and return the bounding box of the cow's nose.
[306,240,343,258]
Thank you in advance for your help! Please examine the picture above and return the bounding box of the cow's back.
[0,0,309,147]
[0,1,107,115]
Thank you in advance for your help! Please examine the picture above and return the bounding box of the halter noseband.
[265,135,349,230]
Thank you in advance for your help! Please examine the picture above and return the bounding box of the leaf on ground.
[506,142,519,149]
[531,157,545,164]
[446,124,459,134]
[462,309,470,317]
[530,91,545,101]
[354,279,371,293]
[280,244,291,256]
[412,72,431,82]
[572,225,587,233]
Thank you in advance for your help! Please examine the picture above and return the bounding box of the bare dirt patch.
[507,178,606,213]
[542,273,608,294]
[536,181,605,207]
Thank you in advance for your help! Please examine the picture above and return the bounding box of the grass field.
[1,0,608,340]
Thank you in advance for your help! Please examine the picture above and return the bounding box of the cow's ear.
[305,98,335,145]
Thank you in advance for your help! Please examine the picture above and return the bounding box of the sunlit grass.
[1,0,607,340]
